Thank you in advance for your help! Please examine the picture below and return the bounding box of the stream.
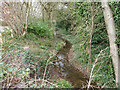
[53,35,97,88]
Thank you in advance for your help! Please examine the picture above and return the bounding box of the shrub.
[27,21,54,38]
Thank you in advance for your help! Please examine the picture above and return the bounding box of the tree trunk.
[42,8,44,22]
[88,3,95,65]
[87,3,95,72]
[23,2,30,37]
[0,32,3,59]
[102,1,120,87]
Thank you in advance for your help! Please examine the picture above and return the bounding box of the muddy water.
[53,35,90,88]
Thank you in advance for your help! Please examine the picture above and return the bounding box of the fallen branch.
[27,78,59,88]
[41,52,56,87]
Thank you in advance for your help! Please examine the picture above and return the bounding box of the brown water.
[53,35,97,88]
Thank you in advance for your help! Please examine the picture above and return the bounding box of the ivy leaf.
[7,67,14,72]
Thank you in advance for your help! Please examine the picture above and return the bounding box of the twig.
[41,53,55,86]
[87,47,108,89]
[27,78,59,87]
[43,79,59,87]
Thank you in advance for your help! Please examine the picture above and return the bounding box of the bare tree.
[1,1,32,37]
[23,2,32,37]
[101,1,120,87]
[39,2,58,21]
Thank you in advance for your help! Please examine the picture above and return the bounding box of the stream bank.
[53,35,98,88]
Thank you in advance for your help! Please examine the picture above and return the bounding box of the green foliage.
[92,48,116,87]
[24,33,38,40]
[0,43,31,87]
[0,28,67,88]
[109,2,120,29]
[61,2,116,88]
[55,41,65,50]
[56,18,73,31]
[55,5,76,32]
[92,5,109,45]
[1,2,119,88]
[0,62,6,78]
[27,21,54,38]
[56,79,73,88]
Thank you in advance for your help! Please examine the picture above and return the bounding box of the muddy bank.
[53,35,90,88]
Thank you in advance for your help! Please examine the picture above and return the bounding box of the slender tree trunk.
[102,1,120,87]
[23,2,30,37]
[48,12,51,20]
[87,3,95,72]
[89,3,95,65]
[0,32,3,59]
[42,8,44,22]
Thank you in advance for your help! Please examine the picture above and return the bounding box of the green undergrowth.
[27,19,54,38]
[57,29,116,88]
[0,29,73,88]
[55,79,73,88]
